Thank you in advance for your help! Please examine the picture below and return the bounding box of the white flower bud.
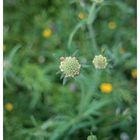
[59,56,81,77]
[92,54,107,69]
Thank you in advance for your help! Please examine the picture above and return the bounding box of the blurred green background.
[4,0,136,140]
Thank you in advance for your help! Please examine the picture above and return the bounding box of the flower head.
[38,56,45,64]
[108,21,117,30]
[131,69,137,79]
[92,54,107,69]
[59,56,81,78]
[100,83,112,93]
[42,28,52,38]
[5,103,13,111]
[78,12,86,20]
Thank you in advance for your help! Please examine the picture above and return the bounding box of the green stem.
[87,2,96,25]
[68,21,86,49]
[67,2,99,54]
[87,2,99,54]
[88,24,98,54]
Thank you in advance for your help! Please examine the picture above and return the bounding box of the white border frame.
[0,0,3,139]
[137,0,139,139]
[0,0,138,140]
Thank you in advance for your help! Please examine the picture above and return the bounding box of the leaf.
[56,71,61,75]
[30,91,41,108]
[60,74,65,80]
[68,20,86,49]
[8,45,21,61]
[87,3,96,25]
[63,77,67,85]
[72,50,79,57]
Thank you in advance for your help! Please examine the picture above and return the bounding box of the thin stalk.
[88,24,98,54]
[68,21,86,49]
[87,2,99,54]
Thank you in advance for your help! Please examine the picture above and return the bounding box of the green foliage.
[4,0,136,140]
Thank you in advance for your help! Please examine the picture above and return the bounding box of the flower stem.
[88,24,98,54]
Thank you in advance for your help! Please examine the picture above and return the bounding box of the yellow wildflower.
[42,28,52,38]
[131,69,137,79]
[108,21,117,30]
[5,103,13,111]
[78,12,86,20]
[100,83,112,93]
[119,47,125,54]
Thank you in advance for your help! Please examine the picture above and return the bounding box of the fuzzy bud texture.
[92,54,107,69]
[59,57,81,77]
[94,0,104,3]
[87,135,97,140]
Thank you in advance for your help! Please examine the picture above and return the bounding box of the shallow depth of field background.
[4,0,136,140]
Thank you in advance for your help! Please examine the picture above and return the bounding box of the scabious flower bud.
[93,0,104,4]
[59,56,81,78]
[92,54,107,69]
[78,12,86,20]
[87,134,97,140]
[108,21,117,30]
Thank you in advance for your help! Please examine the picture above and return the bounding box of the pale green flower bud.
[59,56,81,77]
[93,0,104,4]
[87,135,97,140]
[92,54,107,69]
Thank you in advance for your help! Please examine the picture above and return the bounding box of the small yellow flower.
[119,47,125,54]
[108,21,117,30]
[131,69,137,79]
[78,12,86,20]
[5,103,13,111]
[42,28,52,38]
[100,83,112,93]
